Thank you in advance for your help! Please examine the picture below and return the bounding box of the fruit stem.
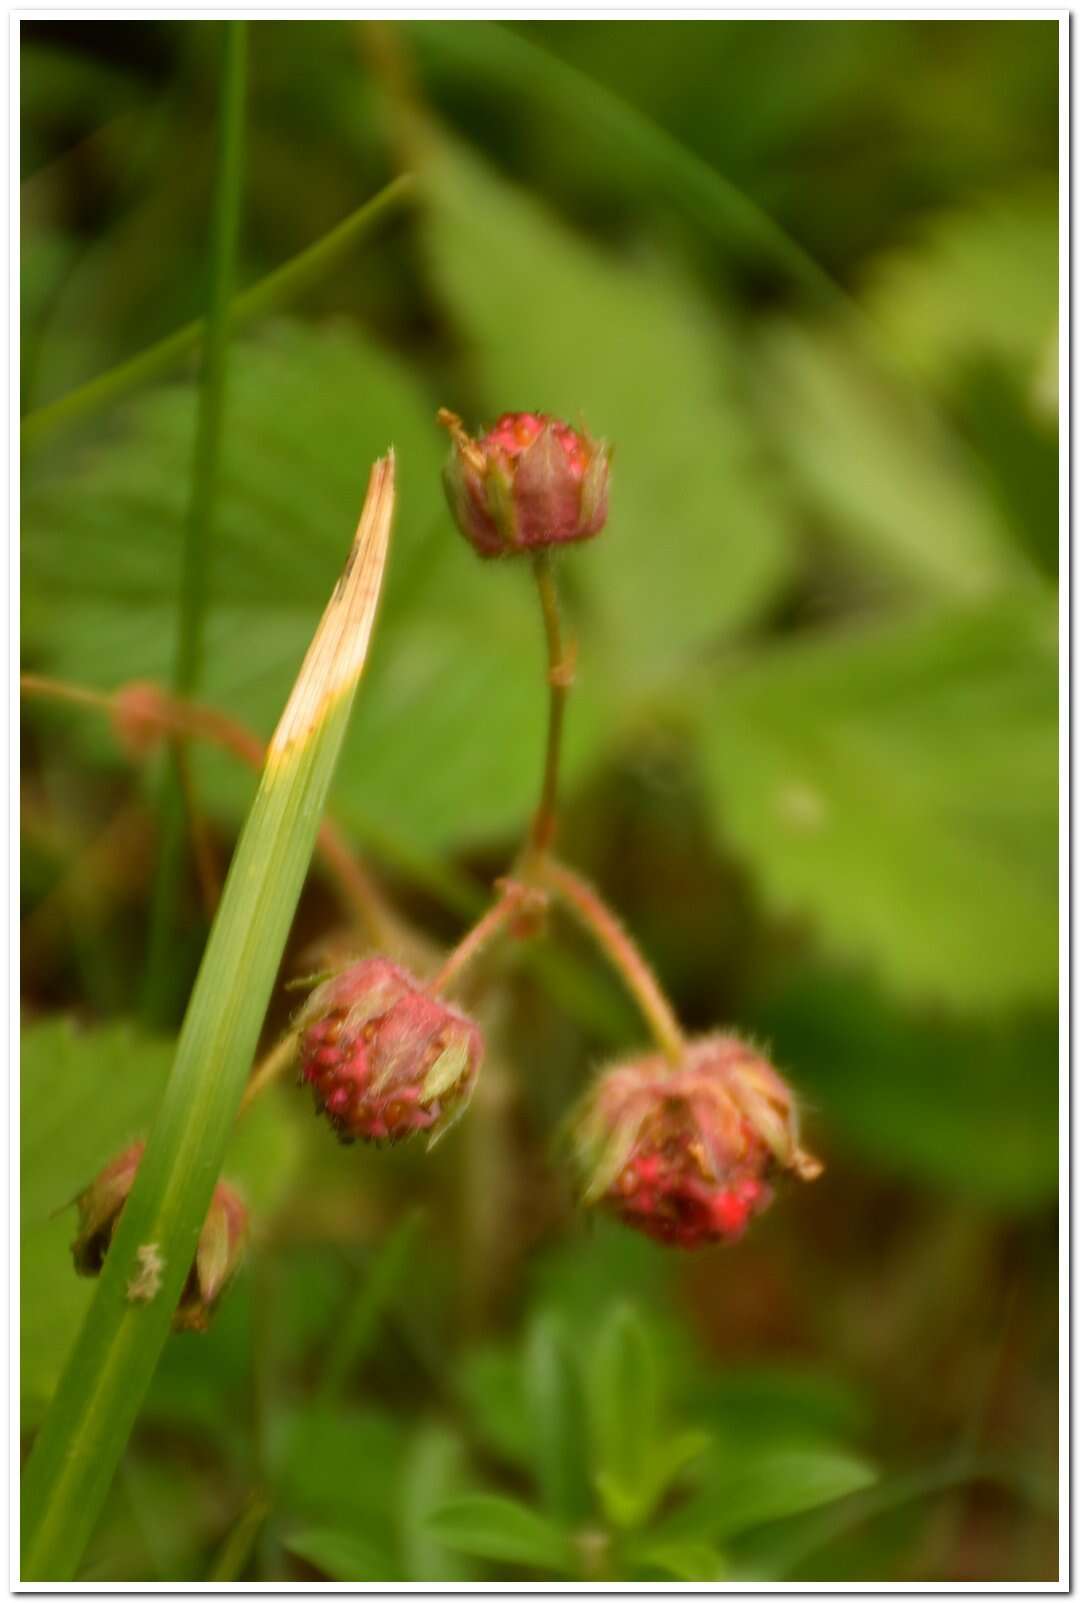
[428,878,534,994]
[20,672,397,947]
[529,550,574,854]
[20,673,114,715]
[237,1031,299,1117]
[541,857,686,1065]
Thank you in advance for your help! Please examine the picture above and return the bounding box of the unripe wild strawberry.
[438,408,610,557]
[71,1141,248,1330]
[570,1036,821,1249]
[297,957,483,1145]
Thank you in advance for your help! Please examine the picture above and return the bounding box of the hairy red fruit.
[297,957,483,1146]
[570,1035,821,1249]
[71,1141,248,1330]
[438,408,610,557]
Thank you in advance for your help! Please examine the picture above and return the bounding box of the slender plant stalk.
[21,674,399,944]
[206,1496,270,1583]
[18,675,114,715]
[237,1031,300,1117]
[21,174,415,453]
[428,879,533,994]
[20,454,396,1583]
[528,551,575,853]
[317,1211,424,1406]
[141,21,248,1022]
[541,857,685,1065]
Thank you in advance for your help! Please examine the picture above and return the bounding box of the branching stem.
[541,857,686,1065]
[20,673,395,945]
[428,878,536,995]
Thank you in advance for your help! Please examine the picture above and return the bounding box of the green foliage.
[434,1301,876,1580]
[586,1304,708,1529]
[427,1495,576,1573]
[21,319,611,856]
[694,601,1057,1009]
[752,318,1040,600]
[863,183,1058,396]
[758,973,1057,1208]
[284,1526,390,1584]
[20,15,1059,1586]
[424,140,796,681]
[522,1311,590,1521]
[20,1018,300,1425]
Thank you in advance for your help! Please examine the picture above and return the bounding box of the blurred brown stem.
[21,673,396,946]
[428,877,539,994]
[541,857,686,1065]
[237,1031,299,1116]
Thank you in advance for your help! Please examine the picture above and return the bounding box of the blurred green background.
[21,18,1059,1584]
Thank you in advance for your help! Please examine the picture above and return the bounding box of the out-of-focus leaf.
[21,319,612,854]
[398,1424,478,1582]
[318,1210,423,1404]
[752,317,1042,600]
[20,1018,298,1423]
[694,601,1057,1008]
[269,1404,403,1530]
[680,1364,871,1450]
[727,1454,1046,1582]
[526,1218,673,1345]
[757,971,1057,1209]
[522,1311,590,1521]
[862,183,1057,397]
[707,1445,878,1537]
[285,1526,397,1582]
[586,1304,659,1527]
[426,1494,575,1574]
[423,139,796,682]
[584,1303,704,1530]
[659,1443,877,1548]
[624,1536,727,1582]
[455,1345,531,1470]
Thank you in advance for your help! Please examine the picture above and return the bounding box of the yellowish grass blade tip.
[269,450,396,760]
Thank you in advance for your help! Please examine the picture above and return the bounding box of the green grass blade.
[20,455,396,1583]
[141,20,248,1020]
[408,20,845,312]
[20,177,415,454]
[174,19,247,699]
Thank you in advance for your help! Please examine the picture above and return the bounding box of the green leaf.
[681,1364,871,1450]
[455,1346,531,1471]
[863,182,1058,397]
[752,317,1042,600]
[317,1210,423,1405]
[586,1303,660,1528]
[20,1018,299,1425]
[708,1446,878,1537]
[270,1404,404,1529]
[398,1424,478,1583]
[757,972,1057,1209]
[22,320,612,855]
[426,1494,575,1575]
[423,139,796,680]
[694,600,1057,1008]
[625,1537,728,1582]
[659,1443,877,1547]
[522,1311,590,1521]
[285,1526,397,1583]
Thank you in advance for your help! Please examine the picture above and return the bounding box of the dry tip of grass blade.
[270,450,395,760]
